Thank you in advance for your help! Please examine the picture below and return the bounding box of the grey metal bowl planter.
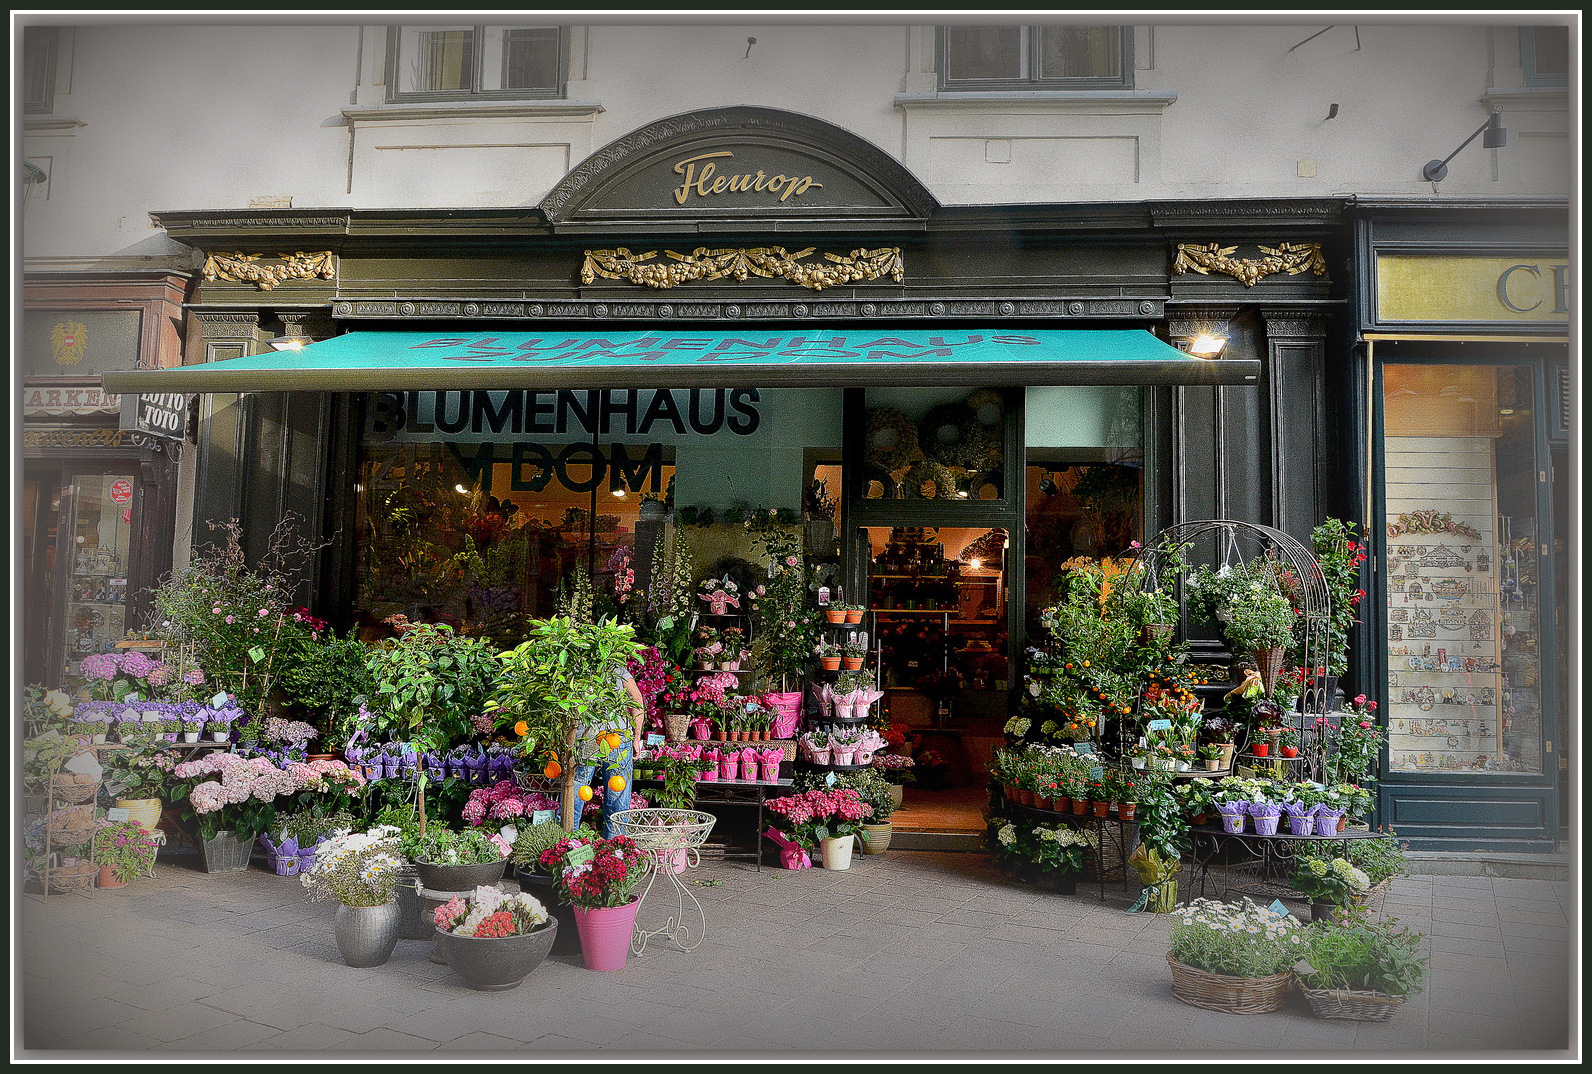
[434,920,558,991]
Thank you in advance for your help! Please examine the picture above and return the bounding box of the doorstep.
[889,830,984,852]
[1406,849,1571,881]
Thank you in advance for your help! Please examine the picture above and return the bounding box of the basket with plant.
[1296,916,1426,1021]
[1167,897,1307,1013]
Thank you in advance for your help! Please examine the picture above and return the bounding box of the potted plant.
[1343,827,1411,908]
[824,601,848,624]
[1278,726,1301,758]
[91,819,160,888]
[299,825,407,966]
[538,832,651,971]
[510,820,597,954]
[1188,559,1299,695]
[841,632,869,670]
[1293,855,1373,922]
[1167,897,1308,1013]
[431,884,557,991]
[1201,714,1238,770]
[1296,916,1426,1021]
[813,637,842,671]
[1197,743,1225,771]
[766,786,874,870]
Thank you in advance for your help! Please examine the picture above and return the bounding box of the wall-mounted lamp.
[612,487,627,498]
[266,328,311,351]
[1423,111,1506,182]
[1188,334,1229,359]
[1038,471,1058,495]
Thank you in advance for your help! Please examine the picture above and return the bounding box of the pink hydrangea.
[80,652,121,681]
[119,651,158,679]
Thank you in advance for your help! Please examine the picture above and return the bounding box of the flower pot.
[1280,746,1299,758]
[96,865,127,889]
[182,732,201,743]
[199,830,253,874]
[1204,760,1222,771]
[1252,812,1282,836]
[572,898,641,971]
[819,835,855,870]
[1216,743,1236,769]
[393,866,434,940]
[1054,795,1072,812]
[841,657,864,671]
[1091,801,1111,818]
[1316,810,1346,837]
[1131,757,1146,770]
[825,608,847,623]
[819,657,841,671]
[857,822,892,855]
[811,749,831,765]
[1117,803,1137,821]
[833,750,856,766]
[210,731,229,742]
[713,731,727,742]
[1071,799,1087,815]
[115,798,162,838]
[1147,878,1178,913]
[758,762,780,782]
[1168,954,1291,1015]
[435,921,558,991]
[1338,816,1348,833]
[333,901,401,967]
[1288,813,1316,837]
[1219,810,1246,834]
[413,858,508,893]
[515,868,581,955]
[1251,742,1269,758]
[887,783,905,810]
[1175,761,1192,772]
[845,610,864,624]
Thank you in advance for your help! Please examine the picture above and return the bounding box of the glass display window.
[1382,364,1545,775]
[61,472,136,682]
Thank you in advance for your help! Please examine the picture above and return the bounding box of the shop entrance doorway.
[865,525,1012,842]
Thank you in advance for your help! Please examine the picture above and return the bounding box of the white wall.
[19,17,1574,265]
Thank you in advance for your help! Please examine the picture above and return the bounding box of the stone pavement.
[16,845,1577,1061]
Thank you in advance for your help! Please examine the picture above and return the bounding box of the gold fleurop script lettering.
[673,151,822,205]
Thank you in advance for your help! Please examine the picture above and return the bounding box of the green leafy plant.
[510,820,597,875]
[1309,518,1368,679]
[1292,855,1372,906]
[1344,828,1410,887]
[280,626,376,749]
[746,527,819,688]
[1187,559,1298,654]
[363,621,499,751]
[1298,917,1426,997]
[409,825,507,866]
[491,616,643,830]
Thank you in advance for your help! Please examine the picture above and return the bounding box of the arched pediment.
[540,106,936,231]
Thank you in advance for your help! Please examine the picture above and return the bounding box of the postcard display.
[1383,437,1542,775]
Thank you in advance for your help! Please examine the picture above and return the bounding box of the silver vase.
[333,901,401,967]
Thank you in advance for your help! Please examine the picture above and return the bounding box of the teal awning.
[100,328,1257,393]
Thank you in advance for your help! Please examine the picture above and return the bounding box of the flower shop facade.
[103,107,1563,851]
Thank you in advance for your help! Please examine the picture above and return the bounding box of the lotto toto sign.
[110,480,133,504]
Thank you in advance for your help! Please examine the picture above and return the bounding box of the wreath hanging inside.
[902,459,960,500]
[965,388,1004,427]
[864,407,919,473]
[918,402,978,468]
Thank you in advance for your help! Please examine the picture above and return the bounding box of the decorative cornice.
[191,311,262,326]
[1172,242,1328,287]
[1260,310,1328,338]
[330,295,1164,321]
[202,251,337,291]
[581,247,905,292]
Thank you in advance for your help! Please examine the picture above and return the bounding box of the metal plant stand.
[610,808,717,956]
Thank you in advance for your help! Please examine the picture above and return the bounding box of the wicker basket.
[46,805,101,847]
[1167,954,1292,1014]
[49,772,99,805]
[39,860,98,895]
[1299,985,1407,1022]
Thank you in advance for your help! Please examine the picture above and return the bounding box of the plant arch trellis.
[1122,520,1333,782]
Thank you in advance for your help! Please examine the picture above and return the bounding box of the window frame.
[23,27,58,114]
[936,24,1133,92]
[385,24,568,103]
[1520,26,1568,88]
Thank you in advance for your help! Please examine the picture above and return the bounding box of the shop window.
[1382,364,1545,776]
[1521,26,1569,88]
[388,24,565,101]
[938,25,1131,90]
[61,473,136,685]
[23,27,57,114]
[861,387,1008,503]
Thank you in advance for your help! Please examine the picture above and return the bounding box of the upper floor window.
[24,27,58,114]
[1520,26,1568,87]
[938,25,1131,90]
[387,25,565,101]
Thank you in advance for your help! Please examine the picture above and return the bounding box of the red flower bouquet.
[539,833,649,909]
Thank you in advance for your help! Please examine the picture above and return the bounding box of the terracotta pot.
[820,657,841,671]
[96,866,126,888]
[1091,801,1110,817]
[1118,803,1137,821]
[713,731,727,741]
[825,609,846,623]
[842,657,864,670]
[1055,796,1072,812]
[1071,799,1087,815]
[844,610,863,624]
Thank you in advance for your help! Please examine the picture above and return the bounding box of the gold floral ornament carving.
[1172,242,1327,287]
[581,247,904,293]
[202,251,337,291]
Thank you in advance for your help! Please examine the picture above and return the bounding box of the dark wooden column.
[1260,308,1330,545]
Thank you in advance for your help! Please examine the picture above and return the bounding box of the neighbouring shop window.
[1382,364,1544,775]
[862,387,1007,503]
[388,24,565,100]
[352,387,841,647]
[1023,385,1143,619]
[61,473,136,685]
[938,25,1131,89]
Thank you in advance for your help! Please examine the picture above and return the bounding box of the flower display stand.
[610,808,717,956]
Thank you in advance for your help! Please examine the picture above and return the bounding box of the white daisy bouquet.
[1169,897,1307,978]
[299,825,404,907]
